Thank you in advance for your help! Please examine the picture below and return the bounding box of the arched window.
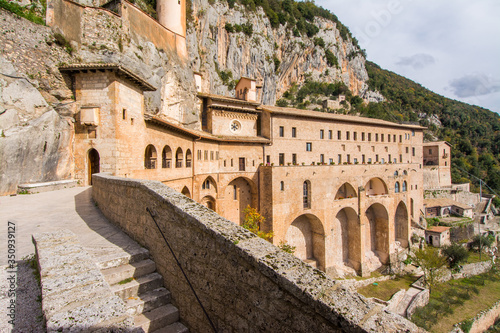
[303,181,311,209]
[186,149,192,168]
[202,179,210,190]
[394,171,399,177]
[402,181,407,192]
[145,145,157,169]
[395,182,400,193]
[162,145,172,168]
[403,170,408,176]
[175,148,183,168]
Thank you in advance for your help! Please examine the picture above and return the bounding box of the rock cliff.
[187,0,370,105]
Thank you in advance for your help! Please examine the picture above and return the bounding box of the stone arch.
[201,195,216,211]
[285,214,326,270]
[185,149,192,168]
[365,203,390,269]
[395,182,400,193]
[88,148,100,185]
[181,186,191,198]
[365,178,388,196]
[335,183,357,200]
[426,161,436,166]
[201,176,217,192]
[225,177,257,225]
[162,145,172,168]
[175,148,183,168]
[395,201,409,248]
[333,208,361,272]
[144,144,157,169]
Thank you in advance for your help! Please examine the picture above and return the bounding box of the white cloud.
[396,54,436,70]
[448,74,500,98]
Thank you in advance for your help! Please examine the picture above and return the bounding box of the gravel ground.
[0,255,45,333]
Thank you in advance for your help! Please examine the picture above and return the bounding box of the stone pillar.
[358,186,368,277]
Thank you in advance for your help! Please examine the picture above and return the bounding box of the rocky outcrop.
[187,0,370,105]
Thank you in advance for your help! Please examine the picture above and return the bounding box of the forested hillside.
[364,62,500,196]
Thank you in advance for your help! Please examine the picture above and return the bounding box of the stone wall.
[406,288,429,318]
[453,300,500,333]
[32,229,134,332]
[92,173,425,332]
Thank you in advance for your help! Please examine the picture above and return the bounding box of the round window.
[230,120,241,133]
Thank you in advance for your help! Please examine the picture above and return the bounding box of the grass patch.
[357,275,418,301]
[411,267,500,332]
[117,277,134,285]
[0,0,45,25]
[466,251,490,264]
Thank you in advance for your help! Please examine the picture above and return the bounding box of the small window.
[412,130,415,136]
[375,133,379,142]
[346,131,350,140]
[353,158,358,164]
[204,150,208,160]
[368,158,372,163]
[338,131,341,140]
[395,182,400,193]
[303,181,311,209]
[362,132,365,141]
[388,154,391,162]
[338,154,342,164]
[320,130,324,139]
[429,149,432,154]
[412,147,415,156]
[402,181,407,192]
[388,134,391,142]
[233,185,237,200]
[362,155,365,163]
[211,151,214,160]
[368,133,372,141]
[347,154,351,163]
[239,157,245,171]
[279,153,285,165]
[320,154,324,163]
[306,142,312,151]
[197,150,202,160]
[329,158,333,164]
[279,126,284,137]
[292,127,297,138]
[376,154,379,162]
[406,147,409,154]
[381,134,384,142]
[393,134,396,142]
[292,153,297,165]
[399,135,402,143]
[231,158,234,167]
[400,154,402,163]
[122,109,127,120]
[328,130,332,139]
[353,132,357,141]
[131,118,134,125]
[280,181,284,191]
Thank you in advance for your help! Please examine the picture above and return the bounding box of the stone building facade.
[61,60,427,277]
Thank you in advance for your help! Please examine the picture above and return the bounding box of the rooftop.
[426,226,451,233]
[424,198,473,210]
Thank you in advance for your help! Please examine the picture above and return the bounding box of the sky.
[315,0,500,114]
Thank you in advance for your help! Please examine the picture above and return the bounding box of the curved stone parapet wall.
[92,173,425,332]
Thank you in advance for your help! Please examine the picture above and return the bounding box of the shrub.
[225,22,234,33]
[469,234,495,252]
[325,49,339,68]
[442,243,469,269]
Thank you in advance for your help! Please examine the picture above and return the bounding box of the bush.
[442,243,469,269]
[470,234,495,252]
[325,49,338,68]
[225,22,234,33]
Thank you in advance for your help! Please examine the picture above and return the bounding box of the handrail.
[146,207,217,333]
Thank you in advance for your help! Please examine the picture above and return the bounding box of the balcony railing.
[176,161,183,168]
[145,159,157,169]
[162,159,171,168]
[186,160,192,168]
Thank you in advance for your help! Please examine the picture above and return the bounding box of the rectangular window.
[381,134,384,142]
[211,151,214,160]
[393,134,396,142]
[266,155,270,164]
[279,126,284,137]
[233,185,237,200]
[376,154,379,162]
[412,130,415,136]
[353,132,357,141]
[347,154,351,163]
[329,158,333,164]
[399,135,402,143]
[224,160,226,167]
[338,154,342,164]
[368,133,372,141]
[375,133,379,142]
[328,130,332,139]
[320,154,324,163]
[204,150,208,160]
[362,132,365,141]
[338,131,341,140]
[216,152,219,160]
[368,158,372,163]
[292,127,297,137]
[122,109,127,120]
[346,131,350,140]
[388,134,391,142]
[412,147,415,156]
[388,154,391,162]
[231,158,233,167]
[306,142,312,151]
[279,153,285,165]
[406,147,409,153]
[239,157,245,171]
[353,158,358,164]
[292,153,297,165]
[362,154,365,163]
[197,150,201,160]
[320,130,324,139]
[429,149,432,154]
[400,154,403,163]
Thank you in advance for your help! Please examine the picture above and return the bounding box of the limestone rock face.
[187,0,370,105]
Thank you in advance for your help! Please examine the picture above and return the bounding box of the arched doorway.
[144,144,157,169]
[225,177,256,225]
[285,214,325,270]
[334,208,360,273]
[201,196,216,211]
[395,201,409,248]
[365,203,390,270]
[88,148,100,185]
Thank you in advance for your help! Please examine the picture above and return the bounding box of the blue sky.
[316,0,500,114]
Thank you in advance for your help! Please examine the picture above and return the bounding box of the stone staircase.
[95,248,189,333]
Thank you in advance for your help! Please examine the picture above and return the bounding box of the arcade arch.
[285,214,325,270]
[365,203,389,268]
[335,183,357,200]
[333,208,360,271]
[225,177,256,225]
[162,145,172,168]
[395,201,409,248]
[144,144,157,169]
[365,178,388,196]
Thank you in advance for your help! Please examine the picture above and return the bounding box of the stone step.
[135,304,180,333]
[151,322,189,333]
[102,259,156,285]
[92,246,150,270]
[112,272,164,301]
[125,287,172,316]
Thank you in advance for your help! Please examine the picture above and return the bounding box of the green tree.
[410,247,447,291]
[470,234,494,252]
[442,243,469,269]
[242,205,273,241]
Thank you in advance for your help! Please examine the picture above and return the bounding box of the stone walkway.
[0,186,145,266]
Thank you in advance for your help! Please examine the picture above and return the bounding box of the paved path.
[0,186,143,265]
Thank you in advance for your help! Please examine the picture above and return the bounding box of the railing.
[186,160,192,168]
[145,159,156,169]
[162,159,171,168]
[176,161,183,168]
